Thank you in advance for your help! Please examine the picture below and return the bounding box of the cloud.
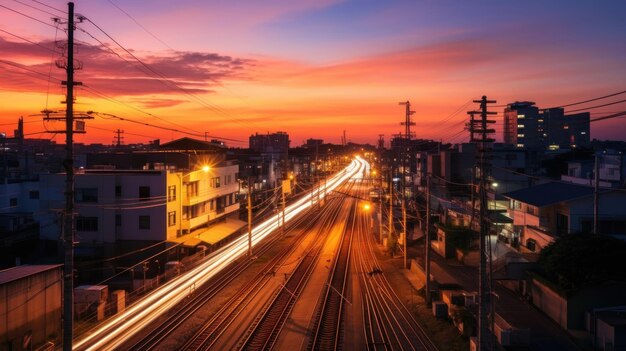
[0,36,253,97]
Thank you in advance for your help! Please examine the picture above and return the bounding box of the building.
[503,101,590,149]
[38,161,240,246]
[502,182,626,252]
[562,150,626,188]
[0,180,40,267]
[0,265,62,350]
[249,132,290,154]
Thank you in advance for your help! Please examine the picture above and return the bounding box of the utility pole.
[402,197,407,269]
[399,101,415,199]
[282,183,286,236]
[379,173,383,243]
[114,129,124,147]
[425,174,431,305]
[248,178,253,257]
[388,173,393,244]
[63,5,77,350]
[593,153,599,235]
[469,95,497,351]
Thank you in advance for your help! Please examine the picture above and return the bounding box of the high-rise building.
[503,101,590,149]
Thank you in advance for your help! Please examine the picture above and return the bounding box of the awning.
[171,218,247,247]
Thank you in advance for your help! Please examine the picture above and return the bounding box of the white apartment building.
[38,161,240,244]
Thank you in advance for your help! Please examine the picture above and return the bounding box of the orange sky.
[1,1,625,146]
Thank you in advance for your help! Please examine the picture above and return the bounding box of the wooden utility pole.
[425,175,431,305]
[469,95,497,351]
[63,5,75,350]
[248,178,253,257]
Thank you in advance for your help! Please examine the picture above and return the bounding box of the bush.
[537,234,626,295]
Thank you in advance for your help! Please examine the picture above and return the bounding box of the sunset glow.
[1,0,625,145]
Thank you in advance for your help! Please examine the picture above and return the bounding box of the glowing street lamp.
[202,165,210,172]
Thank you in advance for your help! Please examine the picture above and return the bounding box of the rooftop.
[502,182,594,207]
[0,264,63,285]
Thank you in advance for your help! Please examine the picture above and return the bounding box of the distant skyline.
[1,0,625,146]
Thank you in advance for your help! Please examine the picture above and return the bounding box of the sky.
[1,0,625,146]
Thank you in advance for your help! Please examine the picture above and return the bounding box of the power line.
[0,27,56,52]
[105,0,174,51]
[553,90,626,109]
[566,99,626,113]
[0,4,58,28]
[80,16,255,130]
[11,0,62,18]
[30,0,64,15]
[90,111,245,143]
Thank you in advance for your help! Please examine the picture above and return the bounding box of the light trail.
[74,157,368,350]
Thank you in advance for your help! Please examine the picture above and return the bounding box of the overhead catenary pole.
[379,172,383,243]
[282,184,286,236]
[402,196,407,269]
[62,3,75,350]
[248,178,253,257]
[389,171,394,244]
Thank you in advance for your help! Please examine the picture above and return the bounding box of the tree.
[537,234,626,295]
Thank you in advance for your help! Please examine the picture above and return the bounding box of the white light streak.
[74,157,367,350]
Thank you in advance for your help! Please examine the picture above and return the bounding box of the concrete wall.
[531,278,568,329]
[0,266,62,350]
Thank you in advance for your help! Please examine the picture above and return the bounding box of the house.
[38,160,241,246]
[502,182,626,252]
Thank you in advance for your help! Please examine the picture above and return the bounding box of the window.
[517,114,525,119]
[187,181,199,197]
[139,186,150,201]
[168,211,176,227]
[29,191,39,199]
[167,185,176,202]
[214,177,221,188]
[76,188,98,202]
[517,124,524,128]
[517,134,524,137]
[115,185,122,197]
[9,198,17,207]
[77,217,98,231]
[139,215,150,229]
[115,214,121,227]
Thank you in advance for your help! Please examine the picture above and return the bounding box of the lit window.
[563,125,569,130]
[517,124,524,128]
[517,134,525,137]
[581,131,586,135]
[538,119,544,122]
[516,144,524,148]
[517,114,525,118]
[549,145,560,150]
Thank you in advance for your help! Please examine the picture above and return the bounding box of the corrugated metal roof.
[0,264,62,285]
[502,182,594,207]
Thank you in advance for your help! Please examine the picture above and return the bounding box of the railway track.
[126,197,326,351]
[237,179,358,351]
[179,184,351,351]
[308,192,357,351]
[353,183,438,351]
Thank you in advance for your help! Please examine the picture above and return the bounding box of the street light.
[202,165,210,172]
